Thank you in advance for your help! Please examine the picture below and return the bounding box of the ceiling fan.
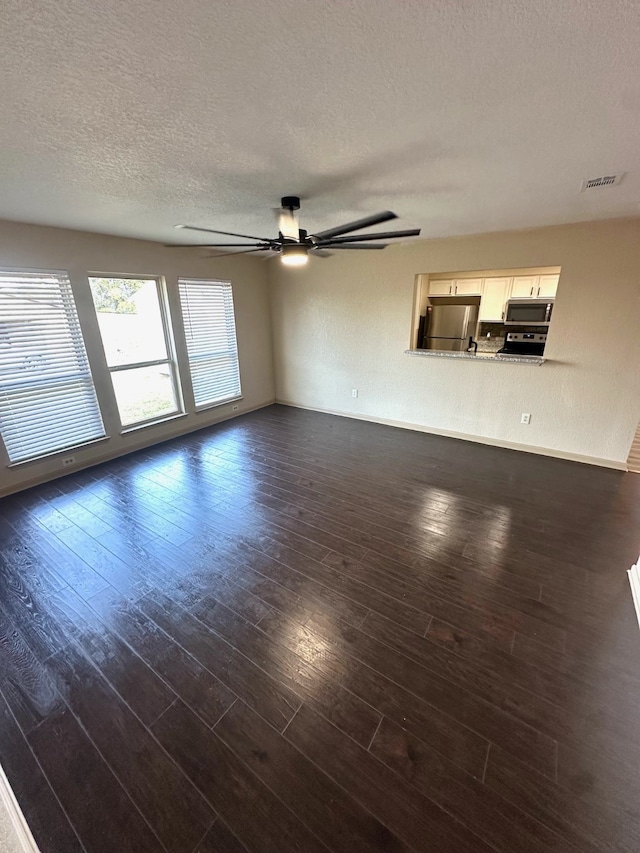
[168,197,421,266]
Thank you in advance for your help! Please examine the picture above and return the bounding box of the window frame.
[88,273,184,431]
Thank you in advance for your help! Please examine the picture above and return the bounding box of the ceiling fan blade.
[165,242,268,248]
[175,224,272,241]
[311,210,397,241]
[204,247,272,257]
[319,229,421,244]
[315,243,389,250]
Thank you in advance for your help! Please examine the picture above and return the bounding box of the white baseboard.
[629,563,640,630]
[275,399,628,471]
[0,763,40,853]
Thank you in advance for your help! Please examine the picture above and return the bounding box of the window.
[178,279,241,408]
[0,270,105,463]
[89,277,181,428]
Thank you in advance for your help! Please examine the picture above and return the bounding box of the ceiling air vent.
[580,174,624,192]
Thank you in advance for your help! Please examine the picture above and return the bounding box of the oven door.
[504,300,553,326]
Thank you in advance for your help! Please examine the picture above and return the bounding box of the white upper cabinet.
[427,278,483,295]
[479,277,511,322]
[454,278,484,296]
[510,276,539,298]
[510,274,559,299]
[428,279,455,295]
[425,272,559,322]
[536,274,559,298]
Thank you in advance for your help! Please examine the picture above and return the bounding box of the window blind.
[0,271,105,463]
[178,278,241,408]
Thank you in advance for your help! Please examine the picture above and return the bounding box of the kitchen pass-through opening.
[411,266,562,359]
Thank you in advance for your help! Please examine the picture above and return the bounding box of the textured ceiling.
[1,0,639,244]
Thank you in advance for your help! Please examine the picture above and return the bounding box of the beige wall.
[269,218,640,467]
[0,220,275,497]
[2,216,638,492]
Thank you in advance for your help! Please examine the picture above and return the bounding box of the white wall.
[269,218,640,467]
[0,220,275,497]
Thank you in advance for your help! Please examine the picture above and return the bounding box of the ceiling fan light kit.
[168,197,421,266]
[281,242,309,266]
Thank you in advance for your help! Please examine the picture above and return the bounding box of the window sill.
[8,435,111,468]
[120,412,187,435]
[118,397,243,436]
[195,396,243,414]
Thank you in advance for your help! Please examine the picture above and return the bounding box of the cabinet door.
[479,278,511,322]
[536,274,559,298]
[428,279,454,295]
[511,276,538,298]
[454,278,484,295]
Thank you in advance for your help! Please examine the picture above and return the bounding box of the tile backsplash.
[477,322,506,353]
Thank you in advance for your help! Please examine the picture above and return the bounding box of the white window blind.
[0,270,105,463]
[178,279,241,408]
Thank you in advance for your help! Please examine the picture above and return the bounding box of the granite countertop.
[405,349,545,365]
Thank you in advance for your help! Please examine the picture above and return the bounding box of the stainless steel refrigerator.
[424,304,480,351]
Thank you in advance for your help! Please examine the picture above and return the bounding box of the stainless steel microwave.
[504,299,554,326]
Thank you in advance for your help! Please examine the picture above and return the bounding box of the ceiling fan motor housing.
[281,196,301,211]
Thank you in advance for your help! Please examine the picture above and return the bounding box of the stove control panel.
[506,332,547,343]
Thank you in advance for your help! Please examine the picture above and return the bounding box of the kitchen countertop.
[405,349,545,365]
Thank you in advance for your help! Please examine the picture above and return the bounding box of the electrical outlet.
[61,455,76,468]
[352,389,358,398]
[232,404,239,411]
[521,413,531,425]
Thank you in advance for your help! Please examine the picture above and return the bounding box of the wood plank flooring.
[1,404,640,853]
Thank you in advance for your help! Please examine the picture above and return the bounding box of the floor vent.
[580,174,623,191]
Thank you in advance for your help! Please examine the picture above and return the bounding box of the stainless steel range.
[498,331,547,357]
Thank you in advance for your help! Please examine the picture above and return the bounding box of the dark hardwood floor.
[1,404,639,853]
